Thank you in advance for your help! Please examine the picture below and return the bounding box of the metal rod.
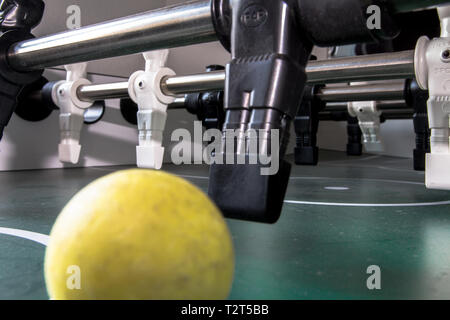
[7,0,215,71]
[319,109,414,121]
[391,0,450,12]
[326,100,409,111]
[6,0,443,72]
[161,70,226,96]
[325,101,410,112]
[75,50,415,102]
[77,82,129,101]
[307,50,415,84]
[169,98,189,110]
[167,99,412,112]
[317,81,406,102]
[382,110,415,119]
[77,70,226,102]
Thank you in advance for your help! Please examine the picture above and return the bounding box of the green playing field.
[1,151,450,300]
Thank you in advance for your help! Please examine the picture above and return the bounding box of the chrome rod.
[391,0,450,12]
[307,50,415,84]
[7,0,215,71]
[169,98,189,110]
[76,50,416,102]
[6,0,442,72]
[167,99,411,112]
[317,81,406,102]
[325,101,410,112]
[381,109,415,119]
[77,70,226,102]
[77,82,129,101]
[78,76,409,103]
[319,109,414,121]
[161,70,226,96]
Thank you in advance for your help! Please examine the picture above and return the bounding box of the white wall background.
[317,120,416,158]
[0,0,416,171]
[1,0,228,171]
[0,69,206,171]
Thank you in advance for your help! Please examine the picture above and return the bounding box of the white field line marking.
[289,176,425,186]
[0,227,49,246]
[284,200,450,207]
[180,174,425,186]
[179,175,210,180]
[178,175,449,207]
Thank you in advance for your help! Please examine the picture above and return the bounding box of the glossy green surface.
[1,151,450,300]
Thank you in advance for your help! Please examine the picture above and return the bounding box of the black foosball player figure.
[346,116,363,156]
[0,0,45,140]
[0,0,44,31]
[184,65,225,132]
[405,79,431,172]
[354,9,439,167]
[294,84,326,166]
